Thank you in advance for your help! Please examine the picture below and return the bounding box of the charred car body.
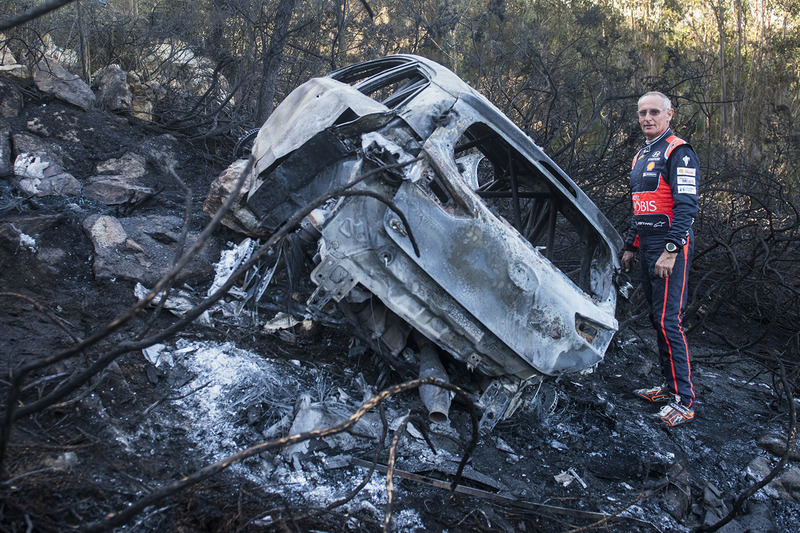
[207,55,623,429]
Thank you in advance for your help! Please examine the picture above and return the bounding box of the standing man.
[621,91,699,427]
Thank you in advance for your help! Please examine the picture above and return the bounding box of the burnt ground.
[1,98,799,533]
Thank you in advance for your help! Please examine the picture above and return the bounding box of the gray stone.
[92,64,132,113]
[203,158,261,235]
[139,135,178,173]
[746,456,783,500]
[11,133,66,166]
[96,152,146,178]
[84,152,154,205]
[14,152,80,197]
[83,213,216,286]
[662,467,691,521]
[0,214,64,255]
[703,482,728,526]
[0,79,23,117]
[128,72,155,121]
[0,64,32,86]
[33,57,95,110]
[732,502,778,533]
[83,175,156,205]
[757,432,800,461]
[777,465,800,502]
[0,48,17,65]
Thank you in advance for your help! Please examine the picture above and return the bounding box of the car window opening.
[456,123,605,296]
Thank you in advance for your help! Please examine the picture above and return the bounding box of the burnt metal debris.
[207,55,624,431]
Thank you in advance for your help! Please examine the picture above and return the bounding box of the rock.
[83,176,157,206]
[777,465,800,502]
[84,214,127,249]
[0,64,32,86]
[11,133,66,166]
[33,57,95,110]
[757,432,800,461]
[127,72,156,121]
[0,223,36,253]
[83,213,216,285]
[746,456,783,500]
[42,36,79,70]
[0,47,17,65]
[702,482,728,526]
[84,152,155,205]
[139,135,178,173]
[0,79,24,117]
[729,502,779,533]
[662,465,691,521]
[92,65,132,113]
[204,158,262,235]
[96,152,147,178]
[14,152,81,197]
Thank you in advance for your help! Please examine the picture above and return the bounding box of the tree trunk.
[713,0,728,136]
[256,0,298,125]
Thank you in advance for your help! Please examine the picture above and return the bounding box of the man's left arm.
[665,145,700,247]
[654,145,700,278]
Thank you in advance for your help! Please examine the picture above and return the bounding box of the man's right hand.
[621,250,636,273]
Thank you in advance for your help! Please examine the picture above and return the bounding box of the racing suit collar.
[644,128,672,148]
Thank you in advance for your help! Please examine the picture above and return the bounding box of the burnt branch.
[0,0,76,32]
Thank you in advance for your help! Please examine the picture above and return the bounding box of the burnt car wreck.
[205,55,624,430]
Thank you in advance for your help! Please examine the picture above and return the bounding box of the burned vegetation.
[1,55,798,532]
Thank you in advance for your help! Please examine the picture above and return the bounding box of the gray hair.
[639,91,672,111]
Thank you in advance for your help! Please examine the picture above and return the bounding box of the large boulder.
[141,40,233,109]
[33,57,95,110]
[92,64,132,113]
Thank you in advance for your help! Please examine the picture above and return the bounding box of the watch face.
[665,242,678,253]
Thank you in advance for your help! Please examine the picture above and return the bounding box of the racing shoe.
[633,384,671,403]
[657,401,695,427]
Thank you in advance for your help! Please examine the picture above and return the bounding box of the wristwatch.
[665,241,679,253]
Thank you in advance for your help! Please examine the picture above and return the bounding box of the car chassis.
[207,55,624,430]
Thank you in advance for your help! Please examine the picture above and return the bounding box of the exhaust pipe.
[416,333,451,423]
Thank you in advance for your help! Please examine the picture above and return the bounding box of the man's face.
[638,94,674,141]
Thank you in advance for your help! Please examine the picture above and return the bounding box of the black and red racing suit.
[625,128,699,406]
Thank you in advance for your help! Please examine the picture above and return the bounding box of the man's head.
[638,91,674,142]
